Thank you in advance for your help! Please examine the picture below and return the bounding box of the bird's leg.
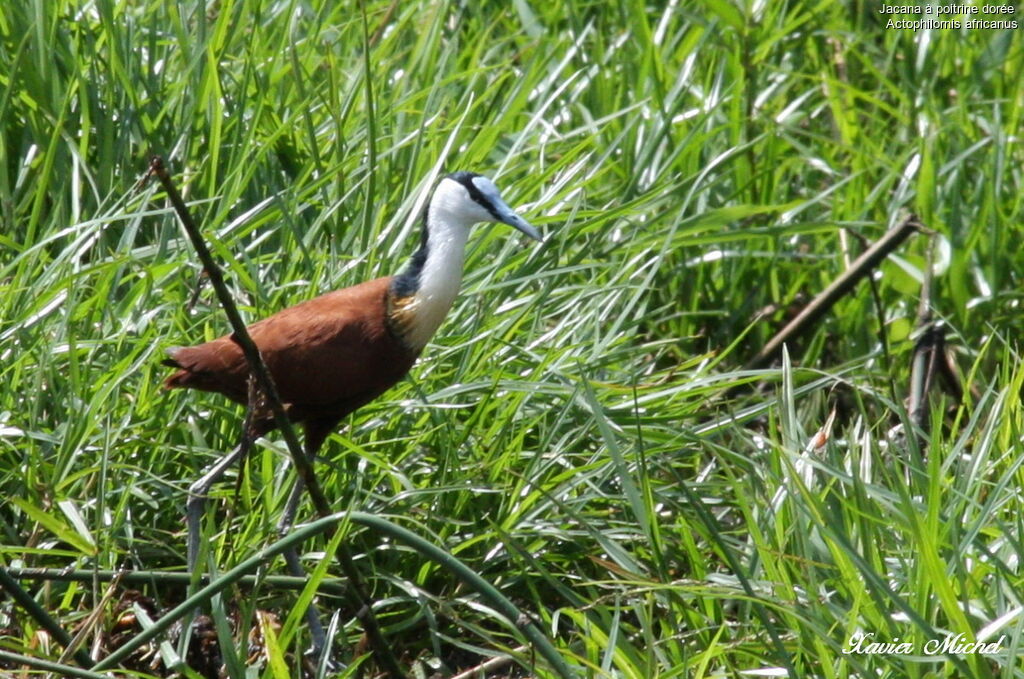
[186,439,249,573]
[276,421,334,658]
[279,474,307,536]
[186,376,265,573]
[279,476,329,655]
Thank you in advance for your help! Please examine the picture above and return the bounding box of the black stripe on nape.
[390,187,434,299]
[390,244,426,299]
[448,171,504,222]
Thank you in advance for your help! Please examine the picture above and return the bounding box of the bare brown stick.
[148,156,404,679]
[745,215,922,370]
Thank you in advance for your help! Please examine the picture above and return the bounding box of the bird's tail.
[162,347,188,388]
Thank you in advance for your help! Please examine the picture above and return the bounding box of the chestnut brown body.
[163,277,419,450]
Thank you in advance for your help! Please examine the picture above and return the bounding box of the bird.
[163,170,541,625]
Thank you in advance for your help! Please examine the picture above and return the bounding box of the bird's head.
[430,171,542,242]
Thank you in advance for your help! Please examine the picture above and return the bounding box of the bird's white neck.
[409,203,471,347]
[389,186,476,351]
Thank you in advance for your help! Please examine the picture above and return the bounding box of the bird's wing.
[164,277,417,413]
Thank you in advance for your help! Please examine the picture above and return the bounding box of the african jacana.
[164,170,541,576]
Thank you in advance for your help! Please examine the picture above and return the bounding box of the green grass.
[2,0,1023,677]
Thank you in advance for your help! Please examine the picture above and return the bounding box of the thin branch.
[149,157,319,512]
[147,156,404,679]
[745,215,922,370]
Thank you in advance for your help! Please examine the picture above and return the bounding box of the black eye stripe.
[448,171,503,220]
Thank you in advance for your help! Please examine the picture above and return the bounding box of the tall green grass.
[1,1,1022,677]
